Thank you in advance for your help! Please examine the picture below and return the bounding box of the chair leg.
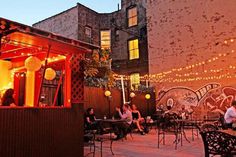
[110,140,114,155]
[163,133,165,145]
[100,141,103,157]
[175,134,178,150]
[192,126,194,141]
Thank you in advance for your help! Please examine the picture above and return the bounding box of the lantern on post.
[104,90,112,118]
[145,93,151,116]
[25,56,42,107]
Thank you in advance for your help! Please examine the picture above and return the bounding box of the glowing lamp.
[25,56,41,71]
[45,68,56,81]
[130,92,136,98]
[145,94,151,100]
[104,90,111,97]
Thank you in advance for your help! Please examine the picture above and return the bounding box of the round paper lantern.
[104,90,111,97]
[130,92,136,98]
[25,56,41,71]
[145,94,151,100]
[45,68,56,81]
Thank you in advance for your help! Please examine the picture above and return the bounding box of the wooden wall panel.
[0,105,83,157]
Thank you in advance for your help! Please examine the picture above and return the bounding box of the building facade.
[147,0,236,115]
[33,0,148,89]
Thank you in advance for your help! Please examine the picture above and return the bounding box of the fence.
[84,87,156,118]
[0,104,83,157]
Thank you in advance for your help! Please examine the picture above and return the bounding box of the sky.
[0,0,121,26]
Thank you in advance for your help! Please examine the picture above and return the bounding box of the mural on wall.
[204,86,236,115]
[156,83,220,112]
[156,83,236,115]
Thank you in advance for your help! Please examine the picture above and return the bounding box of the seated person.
[115,104,133,139]
[1,88,16,107]
[131,104,145,135]
[85,107,98,130]
[224,100,236,128]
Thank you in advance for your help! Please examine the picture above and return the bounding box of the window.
[85,27,92,38]
[130,73,140,90]
[128,39,139,60]
[100,30,111,49]
[128,7,138,27]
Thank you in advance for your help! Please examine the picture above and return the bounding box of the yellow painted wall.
[0,60,13,91]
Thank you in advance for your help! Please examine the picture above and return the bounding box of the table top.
[220,129,236,136]
[96,119,126,123]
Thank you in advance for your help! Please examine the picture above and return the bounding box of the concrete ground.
[84,129,205,157]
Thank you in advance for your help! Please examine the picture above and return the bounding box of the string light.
[113,37,236,84]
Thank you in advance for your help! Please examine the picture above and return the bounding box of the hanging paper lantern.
[45,68,56,81]
[104,90,111,97]
[25,56,41,71]
[145,94,151,100]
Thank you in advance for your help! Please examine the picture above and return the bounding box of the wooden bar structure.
[0,17,99,157]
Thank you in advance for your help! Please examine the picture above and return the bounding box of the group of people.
[0,88,16,107]
[85,103,146,140]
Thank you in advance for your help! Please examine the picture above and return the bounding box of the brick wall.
[33,0,148,76]
[147,0,236,115]
[33,7,78,40]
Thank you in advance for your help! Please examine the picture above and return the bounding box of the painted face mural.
[156,83,220,111]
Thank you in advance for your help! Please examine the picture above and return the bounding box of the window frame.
[100,30,111,50]
[127,6,138,28]
[128,38,139,60]
[130,73,140,90]
[85,26,92,38]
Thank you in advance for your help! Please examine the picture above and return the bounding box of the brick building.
[147,0,236,115]
[33,0,148,89]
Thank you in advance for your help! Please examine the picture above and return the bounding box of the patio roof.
[0,17,99,60]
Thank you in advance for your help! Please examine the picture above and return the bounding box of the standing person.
[1,88,16,107]
[115,104,133,139]
[224,100,236,128]
[131,104,145,135]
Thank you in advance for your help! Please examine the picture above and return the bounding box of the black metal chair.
[200,131,236,157]
[198,123,218,133]
[84,130,96,157]
[157,113,182,150]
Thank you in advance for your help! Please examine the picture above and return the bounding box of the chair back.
[161,113,180,131]
[200,131,236,156]
[199,123,218,133]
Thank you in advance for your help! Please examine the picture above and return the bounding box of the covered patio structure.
[0,17,98,157]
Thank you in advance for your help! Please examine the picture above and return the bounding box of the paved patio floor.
[84,129,205,157]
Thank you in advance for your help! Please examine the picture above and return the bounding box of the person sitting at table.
[131,104,145,135]
[224,100,236,128]
[85,107,98,130]
[1,88,16,107]
[115,104,133,139]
